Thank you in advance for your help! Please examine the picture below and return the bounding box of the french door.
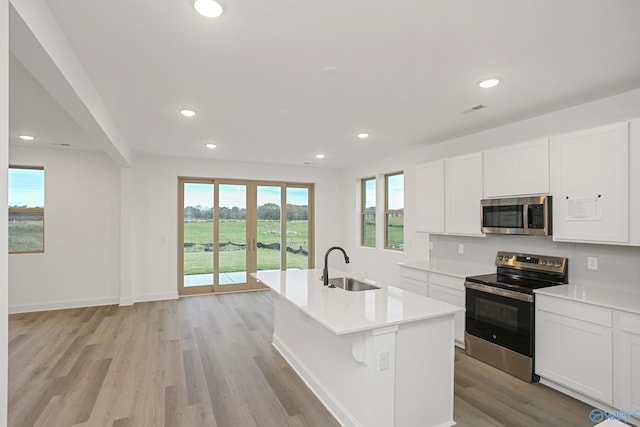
[178,178,314,295]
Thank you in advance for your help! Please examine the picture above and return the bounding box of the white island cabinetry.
[255,268,460,427]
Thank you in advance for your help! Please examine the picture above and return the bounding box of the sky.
[184,183,309,208]
[8,168,45,208]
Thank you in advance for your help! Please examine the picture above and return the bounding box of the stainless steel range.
[464,251,568,382]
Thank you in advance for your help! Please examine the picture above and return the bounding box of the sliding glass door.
[179,178,314,295]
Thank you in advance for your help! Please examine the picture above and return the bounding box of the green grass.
[361,218,404,249]
[183,220,309,275]
[9,220,44,253]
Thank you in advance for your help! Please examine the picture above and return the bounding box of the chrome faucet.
[323,246,350,287]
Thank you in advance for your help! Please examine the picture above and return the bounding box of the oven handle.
[464,282,534,303]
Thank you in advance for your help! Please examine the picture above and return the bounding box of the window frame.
[384,171,404,251]
[360,177,376,248]
[8,165,45,254]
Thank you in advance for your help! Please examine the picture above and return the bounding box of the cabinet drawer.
[399,266,428,282]
[428,272,463,291]
[618,311,640,335]
[429,283,464,308]
[398,277,428,296]
[536,295,612,327]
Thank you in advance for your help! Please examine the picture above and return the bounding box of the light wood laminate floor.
[9,292,595,426]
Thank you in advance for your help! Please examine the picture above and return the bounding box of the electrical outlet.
[458,244,464,254]
[379,351,389,371]
[588,257,598,270]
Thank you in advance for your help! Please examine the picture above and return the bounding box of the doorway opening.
[178,178,314,295]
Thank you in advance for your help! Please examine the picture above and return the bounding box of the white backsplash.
[430,234,640,294]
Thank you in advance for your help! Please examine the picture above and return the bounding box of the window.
[8,166,45,253]
[385,172,404,250]
[361,177,376,247]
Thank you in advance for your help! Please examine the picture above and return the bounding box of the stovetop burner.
[465,251,569,294]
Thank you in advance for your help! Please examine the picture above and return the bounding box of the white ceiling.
[8,0,640,168]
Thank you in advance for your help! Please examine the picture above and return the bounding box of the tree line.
[184,203,308,221]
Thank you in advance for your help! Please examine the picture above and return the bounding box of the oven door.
[465,282,534,357]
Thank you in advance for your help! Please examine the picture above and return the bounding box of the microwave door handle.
[523,204,529,230]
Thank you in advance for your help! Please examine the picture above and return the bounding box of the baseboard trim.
[9,296,120,314]
[133,291,179,304]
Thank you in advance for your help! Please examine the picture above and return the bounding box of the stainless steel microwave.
[481,196,552,236]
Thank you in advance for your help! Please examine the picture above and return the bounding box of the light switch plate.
[587,256,598,270]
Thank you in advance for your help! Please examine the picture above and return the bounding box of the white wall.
[8,146,121,312]
[129,154,345,302]
[1,0,10,422]
[7,148,345,311]
[341,88,640,293]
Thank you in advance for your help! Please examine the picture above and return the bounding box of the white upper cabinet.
[483,138,549,198]
[630,118,640,246]
[445,152,484,236]
[551,122,630,244]
[415,160,445,233]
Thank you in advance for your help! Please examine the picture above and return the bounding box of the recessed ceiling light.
[193,0,224,18]
[316,154,325,159]
[478,78,501,89]
[356,132,370,140]
[18,134,35,141]
[205,143,217,149]
[179,109,196,118]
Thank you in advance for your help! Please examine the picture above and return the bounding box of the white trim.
[119,296,134,306]
[133,291,179,304]
[9,296,119,314]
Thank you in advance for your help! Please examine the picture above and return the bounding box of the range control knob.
[547,260,554,266]
[554,262,561,268]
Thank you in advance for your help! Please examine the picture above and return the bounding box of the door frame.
[178,177,315,296]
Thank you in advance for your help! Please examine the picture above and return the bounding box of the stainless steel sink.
[327,277,380,291]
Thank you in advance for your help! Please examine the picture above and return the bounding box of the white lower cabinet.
[535,295,613,404]
[614,311,640,424]
[398,265,428,297]
[428,272,465,348]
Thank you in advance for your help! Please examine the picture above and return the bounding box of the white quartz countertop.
[535,284,640,315]
[398,259,492,279]
[253,268,462,335]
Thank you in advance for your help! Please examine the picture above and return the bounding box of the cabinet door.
[536,309,613,404]
[415,161,445,233]
[484,139,549,198]
[614,313,640,418]
[484,146,519,197]
[398,266,429,296]
[428,283,465,346]
[630,119,640,246]
[445,153,484,236]
[551,122,629,243]
[518,139,549,195]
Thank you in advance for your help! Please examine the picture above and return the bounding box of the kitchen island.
[253,268,461,427]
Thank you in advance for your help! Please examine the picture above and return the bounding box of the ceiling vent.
[460,104,488,114]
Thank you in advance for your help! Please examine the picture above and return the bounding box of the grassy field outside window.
[385,172,404,250]
[9,166,45,254]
